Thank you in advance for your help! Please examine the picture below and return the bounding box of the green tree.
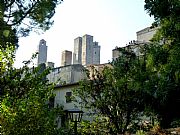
[0,0,63,61]
[0,0,63,37]
[144,0,180,128]
[145,42,180,128]
[0,0,63,68]
[74,48,150,134]
[78,117,113,135]
[0,60,64,135]
[0,0,64,134]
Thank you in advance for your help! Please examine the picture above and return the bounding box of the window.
[66,92,72,103]
[49,96,55,109]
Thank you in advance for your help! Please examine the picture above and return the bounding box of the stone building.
[37,39,47,65]
[73,34,101,66]
[47,64,86,85]
[92,41,101,64]
[61,50,72,66]
[51,63,111,127]
[112,26,158,60]
[112,46,121,60]
[112,41,146,60]
[81,34,94,65]
[73,37,82,64]
[136,26,158,43]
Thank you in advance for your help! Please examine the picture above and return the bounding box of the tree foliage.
[0,0,64,134]
[144,0,180,128]
[75,1,180,133]
[0,0,63,54]
[0,0,63,37]
[144,0,180,21]
[74,48,151,134]
[0,55,64,135]
[78,117,114,135]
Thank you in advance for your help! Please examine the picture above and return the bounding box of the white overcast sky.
[14,0,154,68]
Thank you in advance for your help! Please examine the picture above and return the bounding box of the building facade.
[112,46,121,61]
[136,27,158,42]
[54,82,95,127]
[73,37,82,64]
[81,34,94,65]
[92,41,100,64]
[61,50,72,66]
[73,34,101,66]
[37,39,47,65]
[52,63,111,127]
[112,26,158,60]
[47,64,86,85]
[112,41,147,61]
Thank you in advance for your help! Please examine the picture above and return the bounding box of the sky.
[14,0,154,68]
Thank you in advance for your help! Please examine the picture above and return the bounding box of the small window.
[95,52,96,54]
[66,92,72,103]
[49,96,55,109]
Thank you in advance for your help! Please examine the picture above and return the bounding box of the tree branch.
[8,1,38,26]
[5,0,15,8]
[6,3,12,24]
